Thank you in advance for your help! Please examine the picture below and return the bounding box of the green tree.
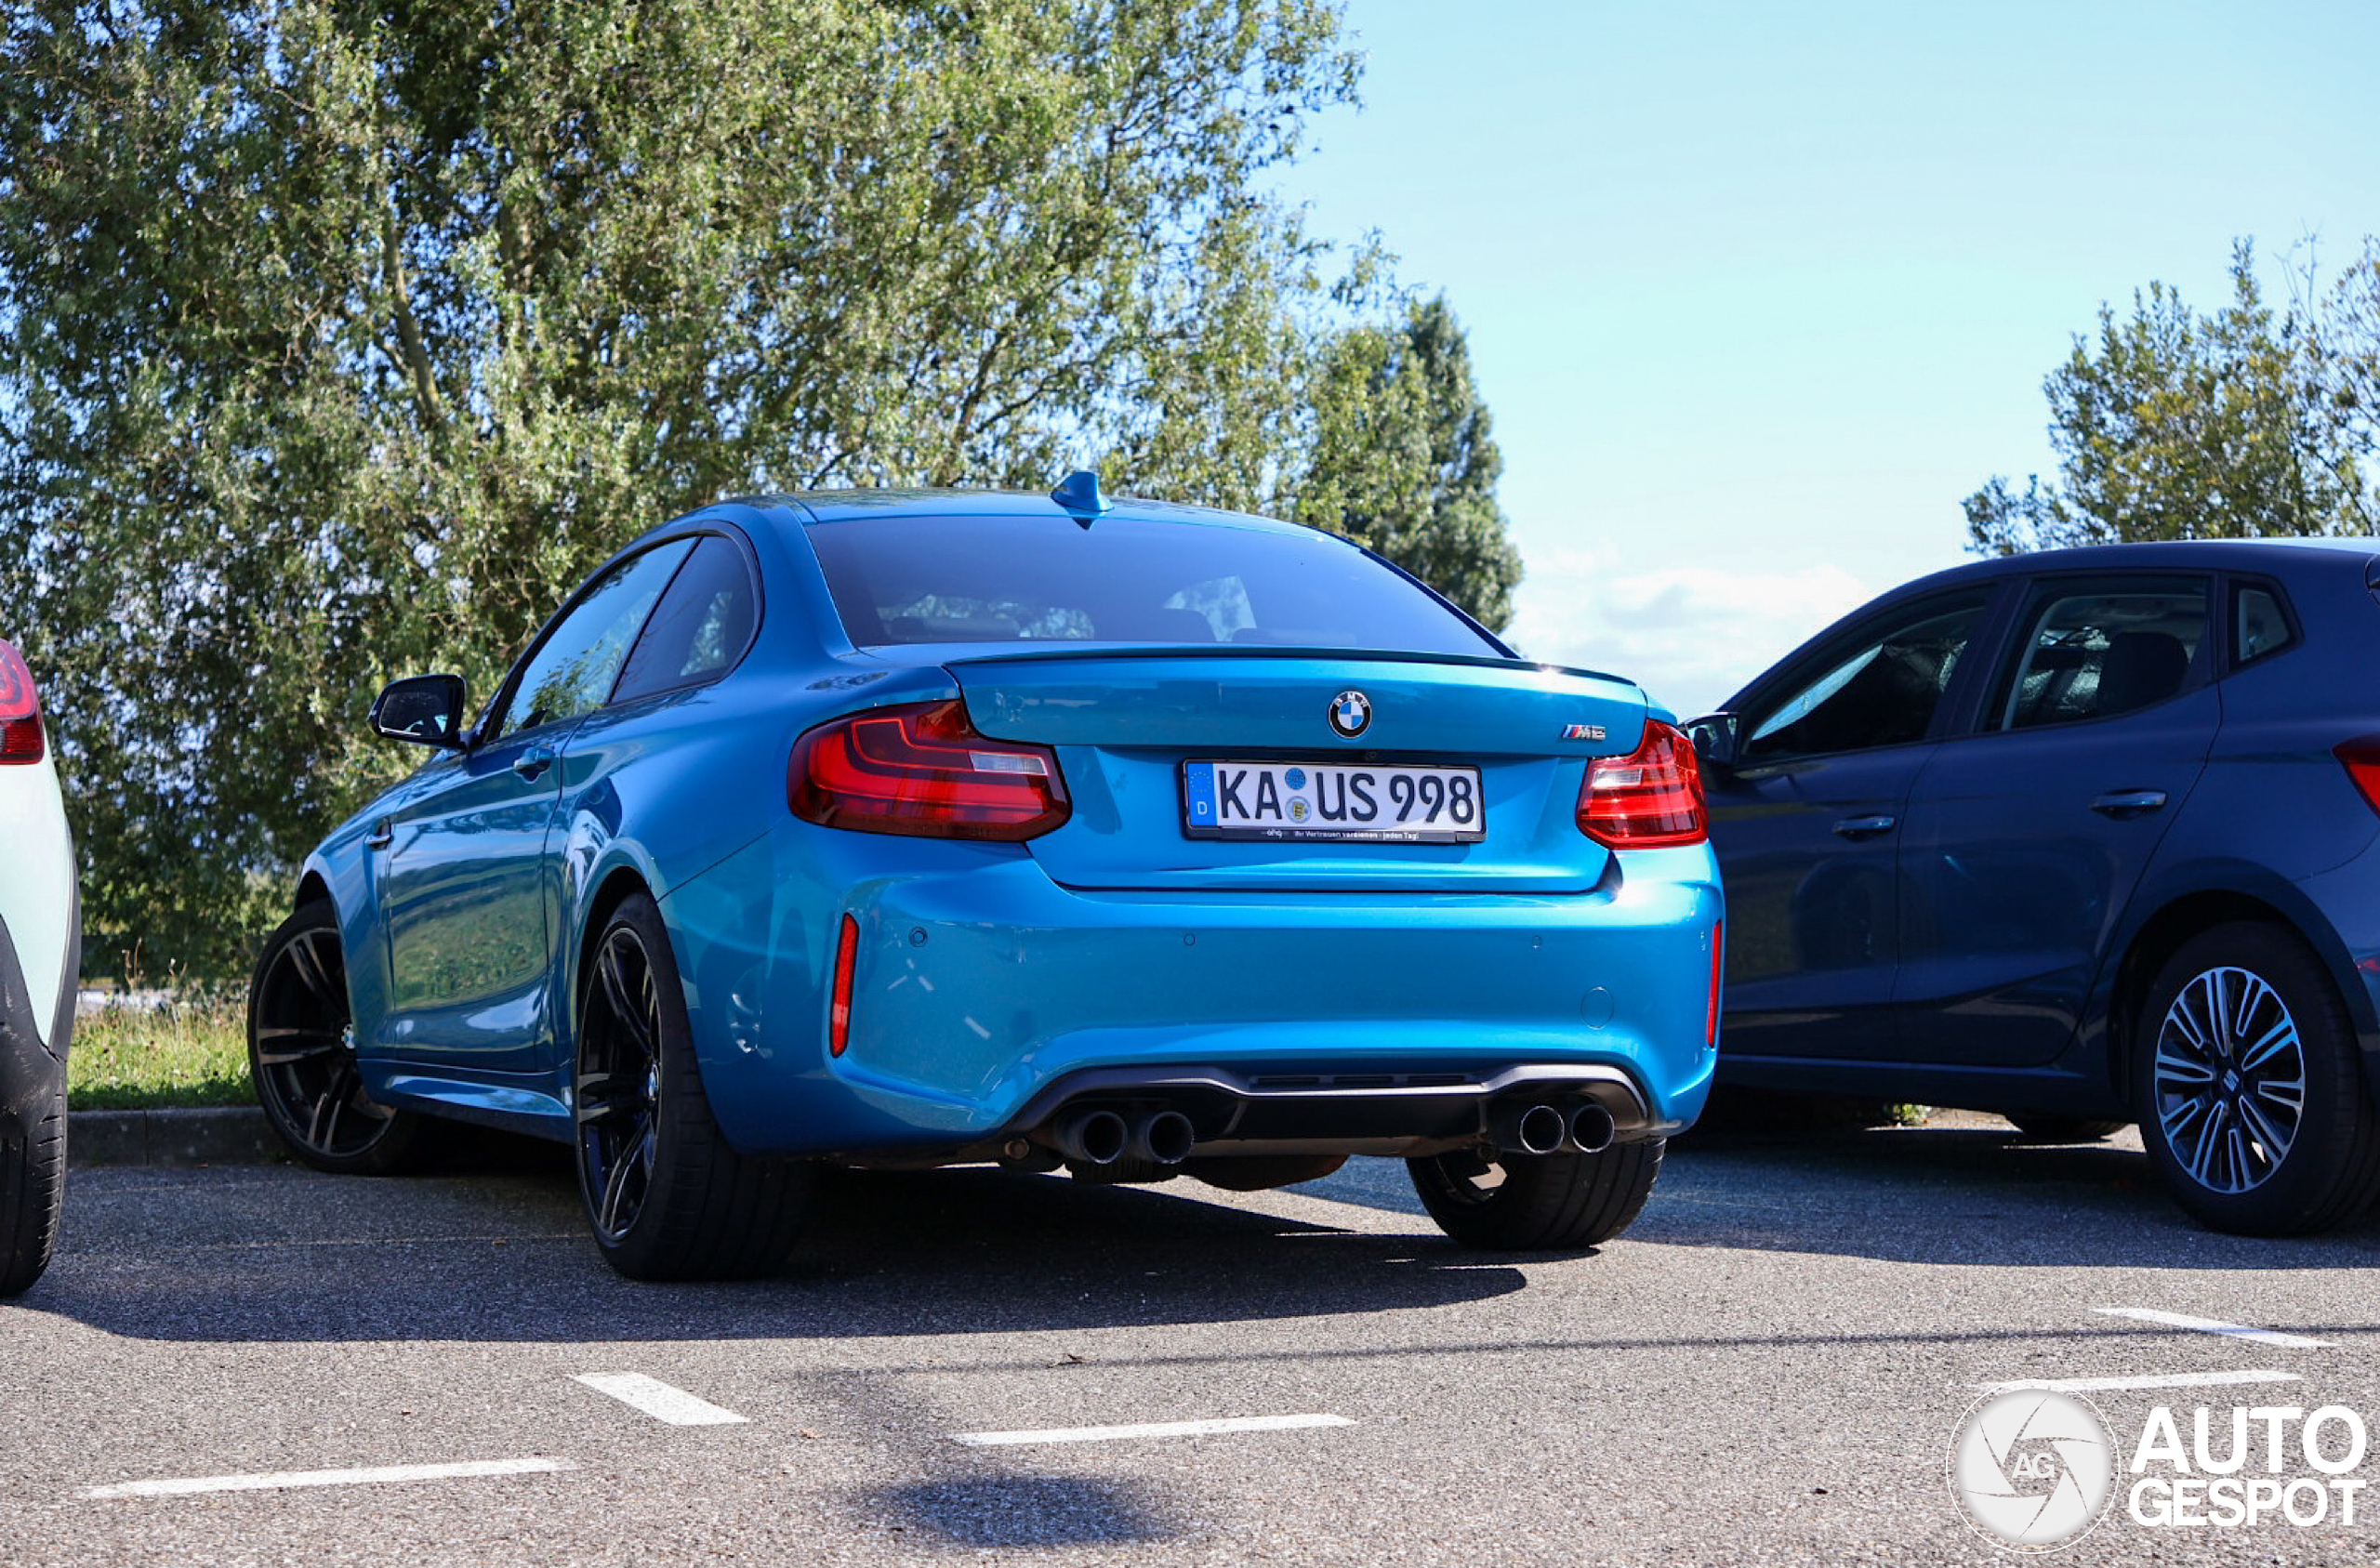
[1965,242,2373,555]
[1,0,1375,973]
[1292,294,1522,630]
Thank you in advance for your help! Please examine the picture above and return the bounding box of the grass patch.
[69,991,253,1110]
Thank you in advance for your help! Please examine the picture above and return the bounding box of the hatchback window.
[492,541,694,741]
[803,513,1502,658]
[2236,585,2292,665]
[1994,581,2208,731]
[614,535,759,703]
[1739,596,1989,765]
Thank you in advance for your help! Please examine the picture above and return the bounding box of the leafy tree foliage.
[1966,241,2375,555]
[1293,295,1521,630]
[0,0,1528,974]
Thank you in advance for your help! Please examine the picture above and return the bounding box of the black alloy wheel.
[2136,922,2380,1235]
[572,891,813,1280]
[248,901,426,1174]
[576,922,665,1245]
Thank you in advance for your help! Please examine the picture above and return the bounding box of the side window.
[614,535,760,703]
[1739,595,1988,766]
[2235,584,2293,665]
[1991,579,2208,731]
[491,541,694,742]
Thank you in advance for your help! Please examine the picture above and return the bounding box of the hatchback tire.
[575,892,813,1280]
[2135,922,2380,1236]
[1408,1139,1663,1250]
[249,901,430,1175]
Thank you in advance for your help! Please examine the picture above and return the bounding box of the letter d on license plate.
[1181,760,1486,844]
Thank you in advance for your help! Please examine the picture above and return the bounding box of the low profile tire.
[0,1065,65,1297]
[249,901,430,1175]
[575,892,813,1281]
[2004,1114,2128,1142]
[1407,1140,1664,1250]
[2135,922,2380,1236]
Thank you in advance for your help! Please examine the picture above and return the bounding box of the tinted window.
[2236,585,2292,665]
[804,514,1501,658]
[614,535,758,703]
[1993,580,2207,731]
[492,542,694,741]
[1740,595,1988,765]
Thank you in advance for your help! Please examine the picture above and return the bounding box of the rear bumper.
[665,826,1722,1159]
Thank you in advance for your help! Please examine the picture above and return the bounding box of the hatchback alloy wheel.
[2149,964,2305,1194]
[2135,922,2380,1235]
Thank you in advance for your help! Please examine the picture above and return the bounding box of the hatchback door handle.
[1831,814,1897,838]
[511,745,555,780]
[2091,789,2168,816]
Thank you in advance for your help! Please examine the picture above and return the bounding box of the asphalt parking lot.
[5,1113,2377,1567]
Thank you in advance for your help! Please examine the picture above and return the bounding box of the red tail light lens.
[0,638,45,766]
[789,700,1070,839]
[1577,720,1707,848]
[2336,737,2380,816]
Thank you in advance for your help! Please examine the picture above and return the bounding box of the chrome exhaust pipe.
[1052,1107,1129,1166]
[1566,1100,1618,1154]
[1128,1109,1197,1166]
[1490,1101,1567,1157]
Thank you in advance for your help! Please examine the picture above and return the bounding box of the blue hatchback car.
[1691,540,2380,1236]
[249,481,1724,1277]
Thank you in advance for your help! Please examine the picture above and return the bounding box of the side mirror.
[369,674,469,748]
[1685,711,1739,771]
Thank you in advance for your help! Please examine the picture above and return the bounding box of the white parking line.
[82,1457,570,1500]
[951,1413,1355,1447]
[2093,1308,2333,1348]
[1981,1370,2304,1394]
[572,1373,749,1426]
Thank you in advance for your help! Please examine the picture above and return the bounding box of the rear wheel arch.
[294,872,333,914]
[2110,890,2364,1099]
[574,867,655,1033]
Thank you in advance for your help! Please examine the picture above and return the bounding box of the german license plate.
[1181,760,1486,843]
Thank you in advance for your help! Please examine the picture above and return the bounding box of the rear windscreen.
[802,513,1504,658]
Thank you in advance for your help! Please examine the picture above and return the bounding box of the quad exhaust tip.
[1491,1099,1620,1157]
[1053,1107,1130,1166]
[1051,1106,1197,1166]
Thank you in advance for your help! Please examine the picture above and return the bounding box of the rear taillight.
[1577,720,1707,848]
[2337,738,2380,816]
[0,638,44,766]
[789,699,1070,840]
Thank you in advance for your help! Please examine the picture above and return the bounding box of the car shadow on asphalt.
[29,1146,1532,1344]
[1633,1113,2380,1270]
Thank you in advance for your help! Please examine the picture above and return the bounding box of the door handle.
[510,745,555,780]
[1831,814,1897,838]
[2091,789,2168,817]
[365,818,393,850]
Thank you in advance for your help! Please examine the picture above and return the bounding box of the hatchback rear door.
[1891,573,2216,1067]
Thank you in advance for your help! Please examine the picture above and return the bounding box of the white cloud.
[1503,547,1877,718]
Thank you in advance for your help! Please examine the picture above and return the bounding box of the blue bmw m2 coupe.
[249,480,1723,1277]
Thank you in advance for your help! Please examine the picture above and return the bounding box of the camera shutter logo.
[1949,1390,2116,1550]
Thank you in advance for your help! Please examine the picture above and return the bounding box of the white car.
[0,636,75,1295]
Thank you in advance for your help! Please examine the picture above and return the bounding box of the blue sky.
[1280,0,2380,714]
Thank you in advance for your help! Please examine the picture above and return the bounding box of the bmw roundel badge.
[1329,690,1371,738]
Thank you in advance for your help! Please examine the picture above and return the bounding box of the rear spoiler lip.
[849,639,1643,692]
